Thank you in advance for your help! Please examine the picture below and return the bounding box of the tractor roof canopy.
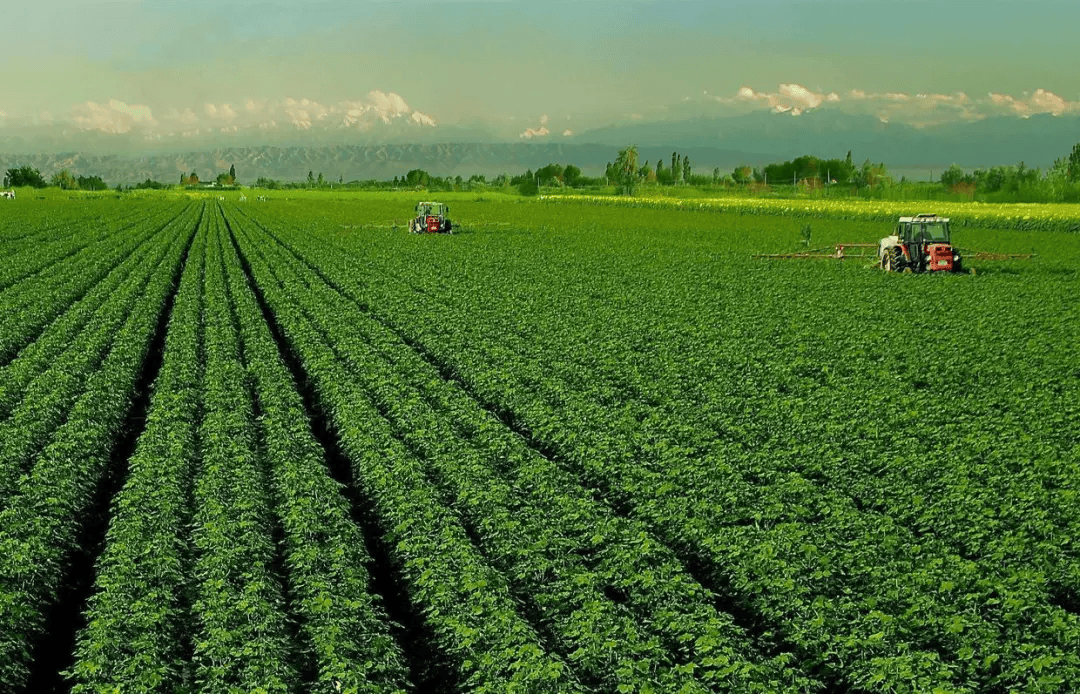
[897,217,950,243]
[416,201,448,215]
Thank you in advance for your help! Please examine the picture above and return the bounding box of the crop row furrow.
[218,205,411,693]
[252,213,1080,692]
[0,213,163,421]
[232,204,820,693]
[186,207,297,692]
[68,207,208,693]
[233,215,718,693]
[0,204,198,691]
[229,212,585,694]
[0,213,189,506]
[0,202,187,366]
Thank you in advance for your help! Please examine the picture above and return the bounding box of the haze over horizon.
[2,0,1078,162]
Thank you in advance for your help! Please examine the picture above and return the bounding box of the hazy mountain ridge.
[0,143,764,185]
[2,111,1077,185]
[577,111,1080,170]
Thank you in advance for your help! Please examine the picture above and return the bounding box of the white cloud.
[733,83,832,113]
[203,103,237,121]
[519,114,551,138]
[988,88,1076,118]
[64,90,439,136]
[411,111,436,126]
[71,99,157,134]
[519,125,549,139]
[165,107,199,126]
[721,83,1080,127]
[562,129,574,137]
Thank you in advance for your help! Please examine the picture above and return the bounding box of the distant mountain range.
[576,110,1080,171]
[1,110,1077,184]
[0,143,763,185]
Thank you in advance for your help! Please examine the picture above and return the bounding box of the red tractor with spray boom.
[410,201,453,234]
[878,213,963,273]
[753,212,1032,272]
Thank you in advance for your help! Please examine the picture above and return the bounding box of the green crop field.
[0,191,1077,693]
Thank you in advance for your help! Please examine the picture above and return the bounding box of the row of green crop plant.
[350,254,1078,693]
[0,195,147,247]
[0,203,200,691]
[231,205,816,692]
[422,264,1075,689]
[318,190,1079,610]
[227,208,586,693]
[0,201,155,292]
[71,204,410,693]
[0,202,188,365]
[186,204,299,691]
[244,201,1080,693]
[0,205,196,507]
[0,210,175,421]
[68,208,208,693]
[215,203,411,693]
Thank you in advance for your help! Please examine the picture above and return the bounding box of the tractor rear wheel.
[882,247,902,272]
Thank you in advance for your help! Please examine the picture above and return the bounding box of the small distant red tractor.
[878,213,963,273]
[409,201,452,234]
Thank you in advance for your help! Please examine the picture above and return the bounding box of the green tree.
[563,164,582,187]
[939,163,966,188]
[1068,142,1080,182]
[76,174,108,191]
[404,169,430,187]
[671,152,681,185]
[317,172,325,187]
[51,169,79,190]
[613,145,640,195]
[229,164,236,180]
[518,176,539,196]
[536,163,565,185]
[3,165,48,188]
[682,156,691,183]
[307,170,315,187]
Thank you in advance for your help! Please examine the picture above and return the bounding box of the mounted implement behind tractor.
[410,201,452,234]
[754,212,1033,272]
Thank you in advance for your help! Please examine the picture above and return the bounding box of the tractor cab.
[410,201,452,234]
[880,213,962,272]
[898,215,950,245]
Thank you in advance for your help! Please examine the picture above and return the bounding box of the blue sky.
[1,0,1078,143]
